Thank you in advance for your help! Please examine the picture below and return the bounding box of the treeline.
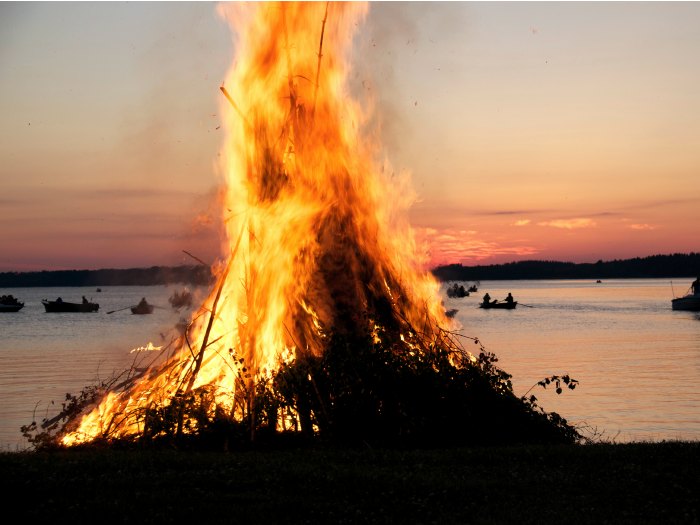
[432,253,700,281]
[0,265,214,288]
[2,253,698,287]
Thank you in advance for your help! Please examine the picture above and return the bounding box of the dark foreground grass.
[1,441,697,524]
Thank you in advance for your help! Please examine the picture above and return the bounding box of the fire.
[60,2,452,446]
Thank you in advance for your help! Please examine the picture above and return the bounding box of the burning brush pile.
[23,2,579,450]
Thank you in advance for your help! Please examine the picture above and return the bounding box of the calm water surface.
[444,278,700,443]
[0,285,208,450]
[1,279,698,449]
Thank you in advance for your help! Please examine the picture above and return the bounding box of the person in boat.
[138,297,149,307]
[56,297,63,303]
[82,296,88,304]
[482,293,492,306]
[505,293,514,304]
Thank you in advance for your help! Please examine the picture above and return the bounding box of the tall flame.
[61,2,451,445]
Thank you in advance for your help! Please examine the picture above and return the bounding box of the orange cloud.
[537,218,596,229]
[513,219,531,226]
[628,223,658,231]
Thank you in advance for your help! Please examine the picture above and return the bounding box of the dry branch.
[220,85,251,129]
[312,1,330,121]
[182,250,209,267]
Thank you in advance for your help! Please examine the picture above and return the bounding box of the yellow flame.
[61,2,450,446]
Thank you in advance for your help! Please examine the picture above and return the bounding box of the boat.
[446,283,469,298]
[671,292,700,311]
[42,298,99,313]
[0,295,24,312]
[131,299,154,315]
[169,289,193,309]
[479,301,517,310]
[672,279,700,311]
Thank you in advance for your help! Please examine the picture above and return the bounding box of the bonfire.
[24,2,579,450]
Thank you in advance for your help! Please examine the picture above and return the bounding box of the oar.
[107,305,136,314]
[518,303,536,308]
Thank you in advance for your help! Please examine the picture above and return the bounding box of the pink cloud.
[414,227,539,266]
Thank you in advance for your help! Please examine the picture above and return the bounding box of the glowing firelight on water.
[60,2,452,446]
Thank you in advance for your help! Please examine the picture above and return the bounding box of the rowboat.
[42,299,99,313]
[479,301,517,310]
[0,295,24,312]
[131,302,154,314]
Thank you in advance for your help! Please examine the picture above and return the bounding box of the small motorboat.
[42,298,99,313]
[671,292,700,311]
[672,279,700,311]
[446,283,469,298]
[0,294,24,312]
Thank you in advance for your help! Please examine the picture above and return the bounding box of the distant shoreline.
[0,265,213,288]
[432,252,699,282]
[0,253,697,287]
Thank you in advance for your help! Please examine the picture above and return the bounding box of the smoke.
[352,3,470,159]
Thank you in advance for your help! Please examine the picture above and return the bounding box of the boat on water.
[479,292,517,309]
[169,289,193,309]
[42,297,99,313]
[445,308,459,318]
[479,301,517,310]
[131,298,154,315]
[671,292,700,311]
[446,283,469,298]
[0,295,24,312]
[672,278,700,312]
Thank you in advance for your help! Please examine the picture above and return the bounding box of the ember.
[25,2,579,449]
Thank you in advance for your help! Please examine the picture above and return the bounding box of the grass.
[1,441,698,523]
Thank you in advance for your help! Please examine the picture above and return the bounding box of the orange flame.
[61,2,450,446]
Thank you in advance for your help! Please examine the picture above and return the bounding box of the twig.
[220,85,251,129]
[182,250,209,267]
[312,1,329,121]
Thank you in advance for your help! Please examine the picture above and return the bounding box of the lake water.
[1,279,698,450]
[0,284,209,451]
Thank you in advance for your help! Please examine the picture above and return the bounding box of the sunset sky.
[1,2,698,272]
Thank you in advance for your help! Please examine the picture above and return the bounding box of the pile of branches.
[23,318,581,451]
